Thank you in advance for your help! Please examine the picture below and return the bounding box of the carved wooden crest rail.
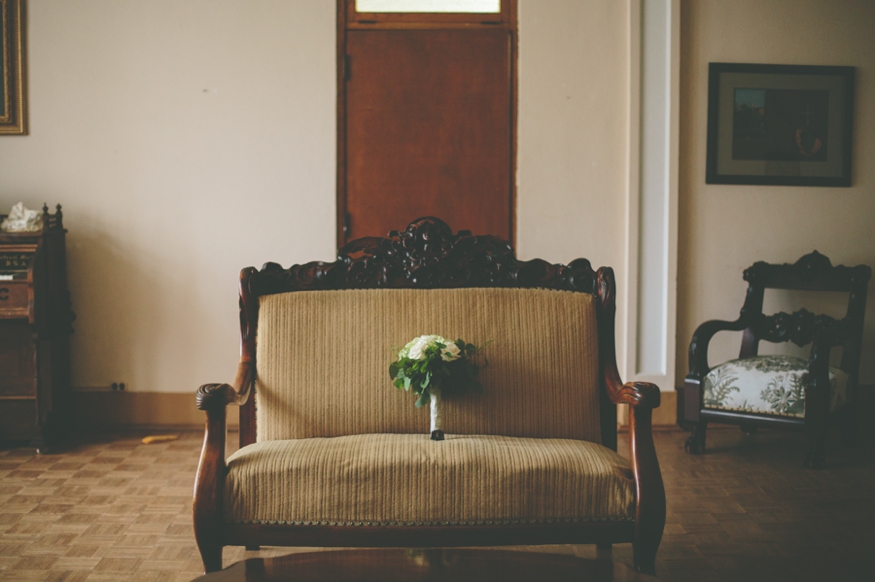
[244,216,599,296]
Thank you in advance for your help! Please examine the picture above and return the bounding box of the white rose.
[441,341,460,361]
[402,334,453,361]
[407,335,433,361]
[398,337,418,360]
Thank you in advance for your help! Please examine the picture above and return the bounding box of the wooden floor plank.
[0,423,873,581]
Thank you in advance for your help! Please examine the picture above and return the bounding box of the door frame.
[336,0,518,249]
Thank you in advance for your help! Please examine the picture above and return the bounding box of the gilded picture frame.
[1,0,26,135]
[706,63,854,187]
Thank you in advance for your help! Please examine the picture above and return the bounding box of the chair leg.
[803,418,827,470]
[196,540,223,573]
[839,406,857,447]
[633,537,658,576]
[684,421,707,454]
[803,439,825,470]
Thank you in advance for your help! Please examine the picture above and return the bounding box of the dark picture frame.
[1,0,26,135]
[706,63,854,187]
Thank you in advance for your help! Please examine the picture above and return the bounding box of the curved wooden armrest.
[195,362,253,411]
[620,381,666,574]
[688,318,746,378]
[609,381,661,409]
[196,383,237,410]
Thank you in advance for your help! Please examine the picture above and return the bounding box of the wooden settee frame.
[193,218,666,574]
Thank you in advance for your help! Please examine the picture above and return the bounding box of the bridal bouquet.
[389,335,488,440]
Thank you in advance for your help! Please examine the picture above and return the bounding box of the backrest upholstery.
[236,218,620,450]
[255,287,602,442]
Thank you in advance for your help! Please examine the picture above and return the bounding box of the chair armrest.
[687,318,746,379]
[193,362,253,567]
[618,381,665,572]
[608,380,661,409]
[195,361,254,411]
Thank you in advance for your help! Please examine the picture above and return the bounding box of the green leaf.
[415,390,430,408]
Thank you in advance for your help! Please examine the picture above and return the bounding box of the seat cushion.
[703,355,850,418]
[224,434,635,526]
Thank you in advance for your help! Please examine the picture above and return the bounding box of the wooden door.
[338,1,516,246]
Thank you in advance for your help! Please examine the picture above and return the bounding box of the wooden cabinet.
[0,205,74,451]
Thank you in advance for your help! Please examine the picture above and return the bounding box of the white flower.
[399,334,459,361]
[406,336,431,360]
[441,340,460,361]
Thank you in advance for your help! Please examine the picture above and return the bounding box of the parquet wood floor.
[1,424,872,581]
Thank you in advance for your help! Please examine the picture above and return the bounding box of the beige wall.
[677,0,875,386]
[1,1,338,394]
[0,1,632,400]
[517,0,628,273]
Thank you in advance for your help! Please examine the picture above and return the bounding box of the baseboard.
[73,390,679,432]
[72,390,239,431]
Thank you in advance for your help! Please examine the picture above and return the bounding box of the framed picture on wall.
[706,63,854,187]
[1,0,27,135]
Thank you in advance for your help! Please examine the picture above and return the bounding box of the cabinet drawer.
[0,399,38,440]
[0,282,31,318]
[0,321,36,396]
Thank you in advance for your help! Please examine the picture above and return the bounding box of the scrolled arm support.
[196,383,236,411]
[609,381,661,409]
[688,318,746,379]
[193,361,253,573]
[623,381,665,575]
[195,361,254,412]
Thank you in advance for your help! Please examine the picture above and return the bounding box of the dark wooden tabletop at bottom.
[191,549,659,582]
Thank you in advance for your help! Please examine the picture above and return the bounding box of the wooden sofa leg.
[633,539,658,576]
[195,537,223,573]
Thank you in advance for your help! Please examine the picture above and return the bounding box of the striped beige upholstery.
[224,434,635,526]
[256,288,602,443]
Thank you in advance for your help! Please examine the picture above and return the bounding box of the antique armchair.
[193,218,665,575]
[682,251,870,468]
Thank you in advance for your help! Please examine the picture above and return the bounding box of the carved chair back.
[736,251,870,376]
[235,218,622,451]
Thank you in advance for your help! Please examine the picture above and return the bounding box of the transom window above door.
[347,0,512,26]
[355,0,500,13]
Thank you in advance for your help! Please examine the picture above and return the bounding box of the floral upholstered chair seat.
[703,355,850,418]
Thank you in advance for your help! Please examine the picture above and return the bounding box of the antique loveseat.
[193,218,666,574]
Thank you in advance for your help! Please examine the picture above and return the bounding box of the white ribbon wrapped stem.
[429,387,444,441]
